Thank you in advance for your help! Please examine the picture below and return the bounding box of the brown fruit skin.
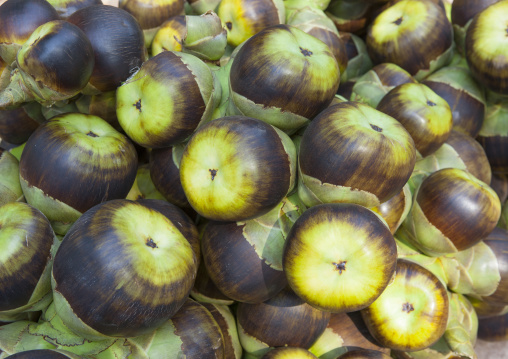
[149,146,194,215]
[477,312,508,342]
[52,199,198,338]
[17,20,95,97]
[170,299,225,359]
[312,28,348,75]
[18,114,138,215]
[337,349,392,359]
[371,62,416,88]
[298,102,416,205]
[0,202,54,311]
[451,0,499,27]
[191,241,234,304]
[0,0,59,49]
[481,227,508,305]
[67,5,146,92]
[48,0,103,19]
[361,259,449,352]
[237,287,330,349]
[422,71,485,138]
[371,185,409,234]
[366,0,453,77]
[201,220,287,303]
[490,173,508,203]
[464,1,508,95]
[477,134,508,175]
[0,106,40,144]
[376,83,452,157]
[417,168,501,252]
[120,0,185,30]
[444,130,492,185]
[229,24,340,121]
[200,302,239,359]
[180,116,294,222]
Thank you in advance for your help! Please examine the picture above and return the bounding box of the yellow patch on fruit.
[110,203,195,290]
[180,126,254,221]
[369,0,427,45]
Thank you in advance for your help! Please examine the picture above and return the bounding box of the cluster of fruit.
[1,0,508,358]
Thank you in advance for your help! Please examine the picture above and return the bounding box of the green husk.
[392,336,474,358]
[298,169,380,209]
[126,164,166,201]
[407,142,469,196]
[0,321,57,357]
[0,68,35,110]
[0,150,23,206]
[394,234,449,288]
[186,0,222,15]
[183,11,228,62]
[339,33,373,83]
[440,241,501,297]
[443,292,479,359]
[414,42,455,81]
[240,192,306,271]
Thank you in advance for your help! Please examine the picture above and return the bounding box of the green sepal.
[394,235,449,288]
[297,168,380,209]
[443,292,478,359]
[307,326,345,359]
[424,64,485,105]
[398,194,458,257]
[339,33,372,83]
[20,176,82,225]
[479,97,508,137]
[441,241,501,297]
[129,319,185,358]
[186,0,222,15]
[240,192,306,271]
[33,302,117,356]
[0,321,58,356]
[407,142,468,196]
[236,318,271,356]
[0,150,23,207]
[392,336,474,359]
[0,68,35,110]
[126,164,166,201]
[210,59,232,120]
[230,90,310,134]
[350,69,393,108]
[414,42,455,82]
[183,11,228,62]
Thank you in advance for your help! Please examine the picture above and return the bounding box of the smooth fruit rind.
[283,203,397,313]
[361,260,449,352]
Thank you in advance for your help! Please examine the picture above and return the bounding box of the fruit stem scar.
[332,261,347,274]
[300,47,313,57]
[209,168,218,180]
[133,99,142,112]
[86,131,98,137]
[146,237,158,248]
[402,302,414,313]
[427,100,436,106]
[393,17,403,25]
[226,21,233,30]
[370,124,383,132]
